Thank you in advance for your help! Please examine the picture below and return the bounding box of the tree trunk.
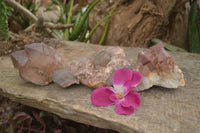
[89,0,189,49]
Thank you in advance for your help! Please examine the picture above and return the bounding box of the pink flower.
[91,68,142,115]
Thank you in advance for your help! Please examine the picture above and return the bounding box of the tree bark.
[89,0,189,49]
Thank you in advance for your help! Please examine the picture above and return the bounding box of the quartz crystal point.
[11,43,63,85]
[11,50,28,69]
[67,47,132,88]
[53,69,79,88]
[134,43,185,91]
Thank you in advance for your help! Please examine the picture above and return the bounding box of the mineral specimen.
[11,43,63,85]
[66,47,132,88]
[11,42,185,91]
[134,43,185,91]
[11,50,28,69]
[53,69,79,88]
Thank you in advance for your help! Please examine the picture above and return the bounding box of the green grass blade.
[78,16,89,42]
[51,29,63,39]
[52,0,66,24]
[74,13,81,27]
[188,3,200,53]
[99,4,117,45]
[84,12,118,43]
[65,0,74,40]
[69,0,100,40]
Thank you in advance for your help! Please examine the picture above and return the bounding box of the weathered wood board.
[0,41,200,133]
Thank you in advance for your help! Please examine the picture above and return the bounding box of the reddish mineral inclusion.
[135,43,185,91]
[66,47,132,88]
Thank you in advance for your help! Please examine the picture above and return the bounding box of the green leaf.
[78,16,89,42]
[65,0,74,40]
[99,4,117,45]
[84,12,118,42]
[0,0,10,39]
[52,0,66,24]
[69,0,100,40]
[188,2,200,53]
[52,30,64,39]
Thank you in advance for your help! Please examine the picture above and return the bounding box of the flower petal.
[123,80,135,95]
[131,71,142,87]
[120,91,140,108]
[115,102,135,115]
[109,93,120,102]
[113,68,133,86]
[91,87,115,106]
[123,71,142,95]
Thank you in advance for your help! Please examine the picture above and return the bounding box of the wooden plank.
[0,41,200,133]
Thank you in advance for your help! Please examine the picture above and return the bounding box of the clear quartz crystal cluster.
[11,42,185,91]
[11,43,63,85]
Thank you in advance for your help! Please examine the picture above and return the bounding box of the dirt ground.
[0,32,57,56]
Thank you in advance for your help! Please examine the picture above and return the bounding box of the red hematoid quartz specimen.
[11,42,185,91]
[66,47,132,88]
[11,43,64,85]
[134,43,185,91]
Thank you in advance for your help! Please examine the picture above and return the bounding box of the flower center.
[113,85,125,99]
[113,85,124,94]
[117,93,124,99]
